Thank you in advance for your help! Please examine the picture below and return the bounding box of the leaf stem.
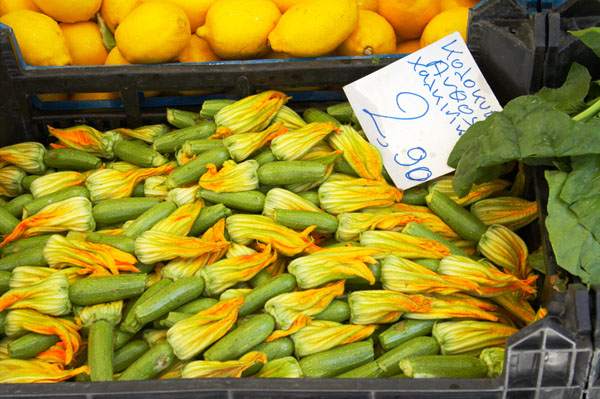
[572,97,600,122]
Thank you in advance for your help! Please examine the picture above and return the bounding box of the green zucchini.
[273,209,338,235]
[181,139,225,155]
[238,273,297,317]
[153,122,217,153]
[165,147,230,189]
[157,311,191,329]
[199,189,265,213]
[303,108,342,127]
[2,193,33,218]
[203,314,275,361]
[188,203,232,236]
[0,310,6,335]
[376,336,439,377]
[297,191,320,207]
[399,355,488,378]
[0,246,47,272]
[92,197,162,225]
[120,279,173,334]
[378,319,436,351]
[69,274,147,306]
[336,360,386,378]
[299,341,374,378]
[23,186,89,217]
[88,320,114,381]
[252,150,276,165]
[249,337,295,361]
[413,258,441,272]
[117,342,175,381]
[326,102,357,124]
[426,191,487,242]
[0,271,10,295]
[258,161,327,186]
[199,99,235,120]
[113,340,150,373]
[85,232,136,254]
[123,200,177,238]
[334,159,359,176]
[131,183,145,197]
[0,206,20,235]
[21,175,41,191]
[249,269,272,288]
[402,222,468,257]
[43,148,102,171]
[114,140,167,168]
[114,330,135,351]
[401,185,429,205]
[166,108,201,129]
[2,235,52,257]
[313,300,350,323]
[8,332,60,359]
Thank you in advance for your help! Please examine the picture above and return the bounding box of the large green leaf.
[535,62,590,115]
[570,27,600,58]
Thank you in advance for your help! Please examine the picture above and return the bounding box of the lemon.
[378,0,440,40]
[395,39,421,54]
[32,0,101,23]
[270,0,304,13]
[196,0,281,60]
[71,92,119,101]
[136,0,218,32]
[60,21,108,65]
[356,0,378,11]
[440,0,479,11]
[105,46,131,65]
[99,0,137,32]
[0,0,40,16]
[37,93,68,102]
[420,6,469,48]
[0,10,71,66]
[337,9,395,56]
[115,1,190,64]
[178,35,219,63]
[268,0,358,57]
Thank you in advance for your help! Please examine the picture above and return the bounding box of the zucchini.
[117,342,175,381]
[0,310,5,335]
[88,320,114,381]
[273,209,338,235]
[238,274,297,317]
[69,274,147,306]
[134,276,205,324]
[175,297,219,314]
[413,258,441,272]
[113,340,150,373]
[181,139,225,155]
[114,140,167,168]
[326,102,357,124]
[297,191,320,207]
[120,279,173,334]
[399,355,488,378]
[378,319,436,351]
[2,235,52,257]
[92,197,162,225]
[165,147,230,189]
[85,232,136,254]
[199,190,265,213]
[153,122,217,153]
[249,269,272,288]
[199,99,235,120]
[402,222,468,258]
[401,185,429,205]
[258,161,327,186]
[21,175,41,191]
[299,341,374,378]
[188,203,232,236]
[203,314,275,362]
[426,191,487,242]
[336,360,386,378]
[23,186,89,218]
[334,159,359,177]
[0,271,9,295]
[252,150,276,165]
[249,337,295,361]
[114,330,135,351]
[157,311,191,329]
[132,183,145,197]
[43,148,102,171]
[123,200,177,238]
[303,108,342,127]
[313,300,351,323]
[2,193,33,218]
[0,206,20,235]
[376,336,439,377]
[167,108,200,129]
[8,332,60,359]
[0,246,47,272]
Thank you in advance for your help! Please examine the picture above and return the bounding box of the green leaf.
[450,96,600,197]
[570,27,600,58]
[97,13,116,53]
[535,62,590,115]
[560,155,600,204]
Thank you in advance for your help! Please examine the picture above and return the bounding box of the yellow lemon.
[440,0,479,11]
[196,0,280,60]
[378,0,440,40]
[60,22,108,65]
[32,0,101,23]
[395,39,421,53]
[37,93,69,102]
[420,6,469,48]
[71,92,119,101]
[105,46,130,65]
[0,10,71,66]
[115,1,190,64]
[136,0,218,32]
[0,0,40,15]
[99,0,137,32]
[268,0,358,57]
[337,9,395,56]
[178,35,219,63]
[270,0,304,13]
[356,0,378,11]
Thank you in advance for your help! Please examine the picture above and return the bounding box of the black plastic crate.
[588,287,600,398]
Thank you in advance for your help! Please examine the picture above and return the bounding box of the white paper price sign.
[343,31,502,190]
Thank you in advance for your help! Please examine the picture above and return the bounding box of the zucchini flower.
[284,149,343,193]
[428,176,510,206]
[0,166,25,197]
[263,188,323,220]
[336,211,459,242]
[226,214,315,257]
[0,197,95,247]
[359,231,450,259]
[107,161,141,172]
[223,121,288,162]
[202,244,277,296]
[380,255,479,296]
[0,142,46,174]
[175,149,195,166]
[225,243,256,258]
[47,125,122,159]
[471,197,538,231]
[328,124,383,181]
[135,229,230,264]
[4,309,82,365]
[110,124,169,143]
[167,185,201,207]
[181,351,267,378]
[167,297,243,360]
[318,177,402,214]
[291,320,376,357]
[85,162,175,202]
[220,288,252,301]
[209,126,232,140]
[480,347,505,377]
[348,290,431,325]
[403,293,499,322]
[272,105,307,130]
[44,234,139,276]
[9,267,82,289]
[214,90,289,134]
[271,122,338,161]
[438,255,536,297]
[366,202,433,214]
[77,301,123,328]
[151,201,204,236]
[264,280,345,340]
[199,160,259,193]
[256,356,303,378]
[478,224,530,280]
[0,273,70,316]
[0,338,11,360]
[143,329,168,346]
[143,176,168,199]
[157,359,186,380]
[263,256,288,279]
[29,171,86,198]
[0,359,89,383]
[490,293,538,325]
[287,246,380,289]
[432,320,518,355]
